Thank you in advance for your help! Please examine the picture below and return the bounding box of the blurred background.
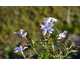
[0,6,80,59]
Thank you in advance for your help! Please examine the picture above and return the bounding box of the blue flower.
[43,17,57,23]
[40,21,54,35]
[14,29,27,37]
[58,31,67,40]
[14,45,28,55]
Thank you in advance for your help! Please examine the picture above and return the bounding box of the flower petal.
[48,22,54,27]
[58,32,66,40]
[46,18,52,23]
[44,17,57,23]
[21,32,27,37]
[14,47,21,51]
[63,31,67,33]
[14,50,19,53]
[52,18,57,22]
[14,32,18,34]
[58,37,62,40]
[20,29,24,32]
[20,45,23,50]
[47,28,54,33]
[44,21,48,26]
[43,18,48,21]
[62,34,66,38]
[44,17,52,23]
[43,18,47,20]
[40,24,45,29]
[21,50,24,55]
[22,47,28,50]
[59,33,62,37]
[19,29,24,35]
[42,29,47,35]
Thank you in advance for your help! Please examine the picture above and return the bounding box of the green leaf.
[52,41,59,47]
[62,43,67,51]
[67,50,78,54]
[61,43,68,55]
[33,48,39,55]
[38,53,43,59]
[40,39,48,42]
[36,39,48,45]
[37,42,42,45]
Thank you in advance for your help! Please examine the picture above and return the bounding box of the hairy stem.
[21,51,27,59]
[24,37,39,55]
[54,28,60,34]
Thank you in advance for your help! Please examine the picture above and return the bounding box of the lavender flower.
[14,45,28,55]
[43,17,57,23]
[58,31,67,40]
[14,29,27,37]
[40,21,54,35]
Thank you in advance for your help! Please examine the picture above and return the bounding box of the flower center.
[45,26,47,28]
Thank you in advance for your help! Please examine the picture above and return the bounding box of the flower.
[58,31,67,40]
[43,17,57,23]
[14,29,27,37]
[14,45,28,55]
[40,21,54,35]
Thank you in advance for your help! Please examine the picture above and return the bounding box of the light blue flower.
[14,45,28,55]
[14,29,27,37]
[43,17,57,23]
[58,31,67,40]
[40,21,54,35]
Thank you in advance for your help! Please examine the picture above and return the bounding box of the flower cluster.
[40,17,57,35]
[14,29,27,37]
[40,21,54,35]
[58,31,67,40]
[40,17,67,40]
[14,17,67,59]
[14,45,28,55]
[14,29,28,58]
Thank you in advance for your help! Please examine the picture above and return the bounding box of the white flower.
[43,17,57,23]
[14,29,27,37]
[40,21,54,35]
[14,45,28,55]
[58,31,67,40]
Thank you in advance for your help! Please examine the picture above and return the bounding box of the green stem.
[24,37,39,55]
